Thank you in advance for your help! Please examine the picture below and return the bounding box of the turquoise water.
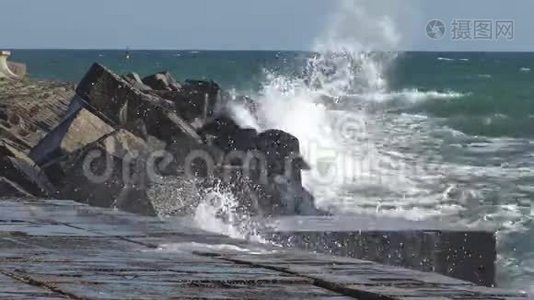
[10,50,308,91]
[8,50,534,291]
[11,50,534,138]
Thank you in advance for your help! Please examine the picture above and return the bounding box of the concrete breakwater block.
[76,63,201,144]
[264,215,496,287]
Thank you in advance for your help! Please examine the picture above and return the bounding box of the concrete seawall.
[266,216,496,287]
[0,199,526,299]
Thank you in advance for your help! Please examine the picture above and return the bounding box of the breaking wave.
[225,0,534,292]
[169,0,533,292]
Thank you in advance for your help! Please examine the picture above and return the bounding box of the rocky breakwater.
[0,63,322,217]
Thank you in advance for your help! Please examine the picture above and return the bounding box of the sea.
[8,48,534,292]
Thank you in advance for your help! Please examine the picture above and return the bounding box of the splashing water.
[235,0,417,212]
[192,182,266,243]
[188,0,413,243]
[183,1,472,240]
[229,0,534,292]
[141,0,534,291]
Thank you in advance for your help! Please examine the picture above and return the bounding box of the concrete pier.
[0,199,526,299]
[266,215,497,287]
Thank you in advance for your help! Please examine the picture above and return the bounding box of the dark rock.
[123,72,152,91]
[142,72,181,91]
[0,176,34,197]
[142,90,200,127]
[199,117,258,153]
[30,105,115,166]
[0,139,55,197]
[200,116,240,136]
[183,79,219,96]
[195,117,320,216]
[146,89,176,100]
[147,80,220,127]
[233,128,259,152]
[269,177,322,215]
[180,80,220,123]
[70,64,321,217]
[76,63,201,145]
[256,129,308,184]
[55,129,156,216]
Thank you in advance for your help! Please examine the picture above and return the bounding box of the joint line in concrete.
[196,253,394,300]
[0,270,85,300]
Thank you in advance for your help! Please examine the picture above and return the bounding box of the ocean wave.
[347,89,466,103]
[446,114,534,138]
[436,57,470,63]
[222,0,533,290]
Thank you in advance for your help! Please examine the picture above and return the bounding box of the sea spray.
[192,181,266,243]
[230,0,404,212]
[152,0,469,238]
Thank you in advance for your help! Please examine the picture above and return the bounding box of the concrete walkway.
[0,199,526,299]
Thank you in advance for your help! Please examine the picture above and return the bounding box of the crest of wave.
[233,0,416,213]
[308,0,400,97]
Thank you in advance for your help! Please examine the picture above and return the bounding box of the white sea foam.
[155,242,275,255]
[192,183,266,243]
[347,89,466,103]
[234,0,455,215]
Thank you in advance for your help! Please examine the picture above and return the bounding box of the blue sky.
[1,0,534,51]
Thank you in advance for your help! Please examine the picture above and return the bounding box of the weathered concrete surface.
[0,79,74,153]
[50,128,158,216]
[265,216,497,287]
[0,139,55,197]
[76,63,201,145]
[0,199,525,299]
[30,105,116,165]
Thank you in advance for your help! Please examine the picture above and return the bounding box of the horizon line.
[3,48,534,53]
